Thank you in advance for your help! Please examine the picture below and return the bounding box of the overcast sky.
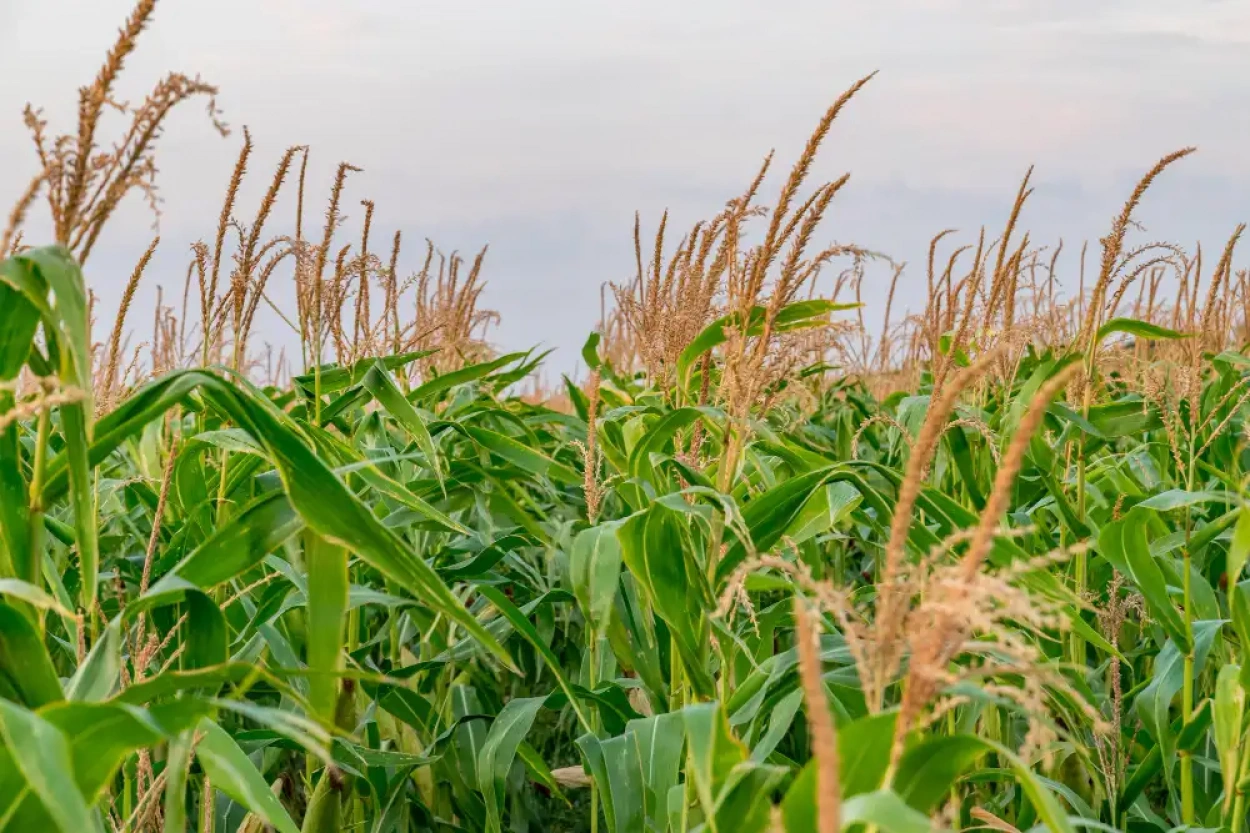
[3,0,1249,375]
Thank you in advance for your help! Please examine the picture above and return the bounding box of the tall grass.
[2,2,1250,832]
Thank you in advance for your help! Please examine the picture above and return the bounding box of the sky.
[2,0,1248,375]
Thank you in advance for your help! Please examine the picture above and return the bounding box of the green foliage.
[2,246,1250,833]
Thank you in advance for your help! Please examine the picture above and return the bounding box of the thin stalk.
[200,775,214,833]
[27,408,51,557]
[314,363,323,424]
[946,709,959,810]
[122,760,134,825]
[347,564,361,654]
[707,417,741,705]
[26,409,51,632]
[589,636,601,833]
[716,635,733,706]
[1180,431,1198,826]
[1071,513,1087,663]
[1072,345,1096,665]
[1230,730,1250,832]
[162,731,195,833]
[214,450,230,525]
[313,263,324,424]
[670,632,684,712]
[682,747,695,833]
[387,578,401,666]
[211,447,232,616]
[708,508,733,705]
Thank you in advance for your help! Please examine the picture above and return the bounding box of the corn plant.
[1,237,1248,831]
[3,2,1250,831]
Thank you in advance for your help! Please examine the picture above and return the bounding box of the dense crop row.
[3,2,1250,832]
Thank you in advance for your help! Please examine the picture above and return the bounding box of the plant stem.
[589,636,600,833]
[26,408,51,632]
[122,760,134,825]
[1230,731,1250,833]
[200,775,214,833]
[214,450,230,525]
[946,709,959,810]
[707,509,732,704]
[1180,441,1198,826]
[1072,363,1093,665]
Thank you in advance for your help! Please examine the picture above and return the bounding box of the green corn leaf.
[1119,700,1213,813]
[1134,620,1223,800]
[626,406,722,482]
[478,697,545,833]
[465,425,580,486]
[837,711,896,798]
[676,300,860,391]
[618,505,715,698]
[162,730,194,833]
[1099,508,1190,651]
[0,699,93,833]
[304,533,348,721]
[61,700,182,781]
[1095,317,1187,345]
[837,790,933,833]
[749,689,803,763]
[0,580,70,616]
[582,332,603,370]
[65,619,121,702]
[892,733,986,813]
[158,492,303,591]
[0,396,32,584]
[1228,505,1250,587]
[717,466,865,585]
[59,401,99,610]
[957,738,1078,833]
[682,701,747,820]
[0,250,97,608]
[293,349,434,397]
[570,521,624,637]
[452,686,488,791]
[517,741,569,806]
[0,602,63,708]
[628,712,686,829]
[476,585,592,733]
[575,733,617,833]
[362,359,445,492]
[195,718,300,833]
[0,278,40,381]
[705,759,787,833]
[201,372,514,669]
[407,352,528,404]
[1214,664,1245,812]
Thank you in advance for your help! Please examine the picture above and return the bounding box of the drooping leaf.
[570,521,624,637]
[1095,317,1187,345]
[1099,508,1189,651]
[0,699,93,833]
[195,718,300,833]
[362,360,445,491]
[0,602,63,708]
[478,697,545,833]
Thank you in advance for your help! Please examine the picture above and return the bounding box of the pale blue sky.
[2,0,1248,373]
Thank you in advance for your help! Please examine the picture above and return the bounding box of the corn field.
[3,2,1250,832]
